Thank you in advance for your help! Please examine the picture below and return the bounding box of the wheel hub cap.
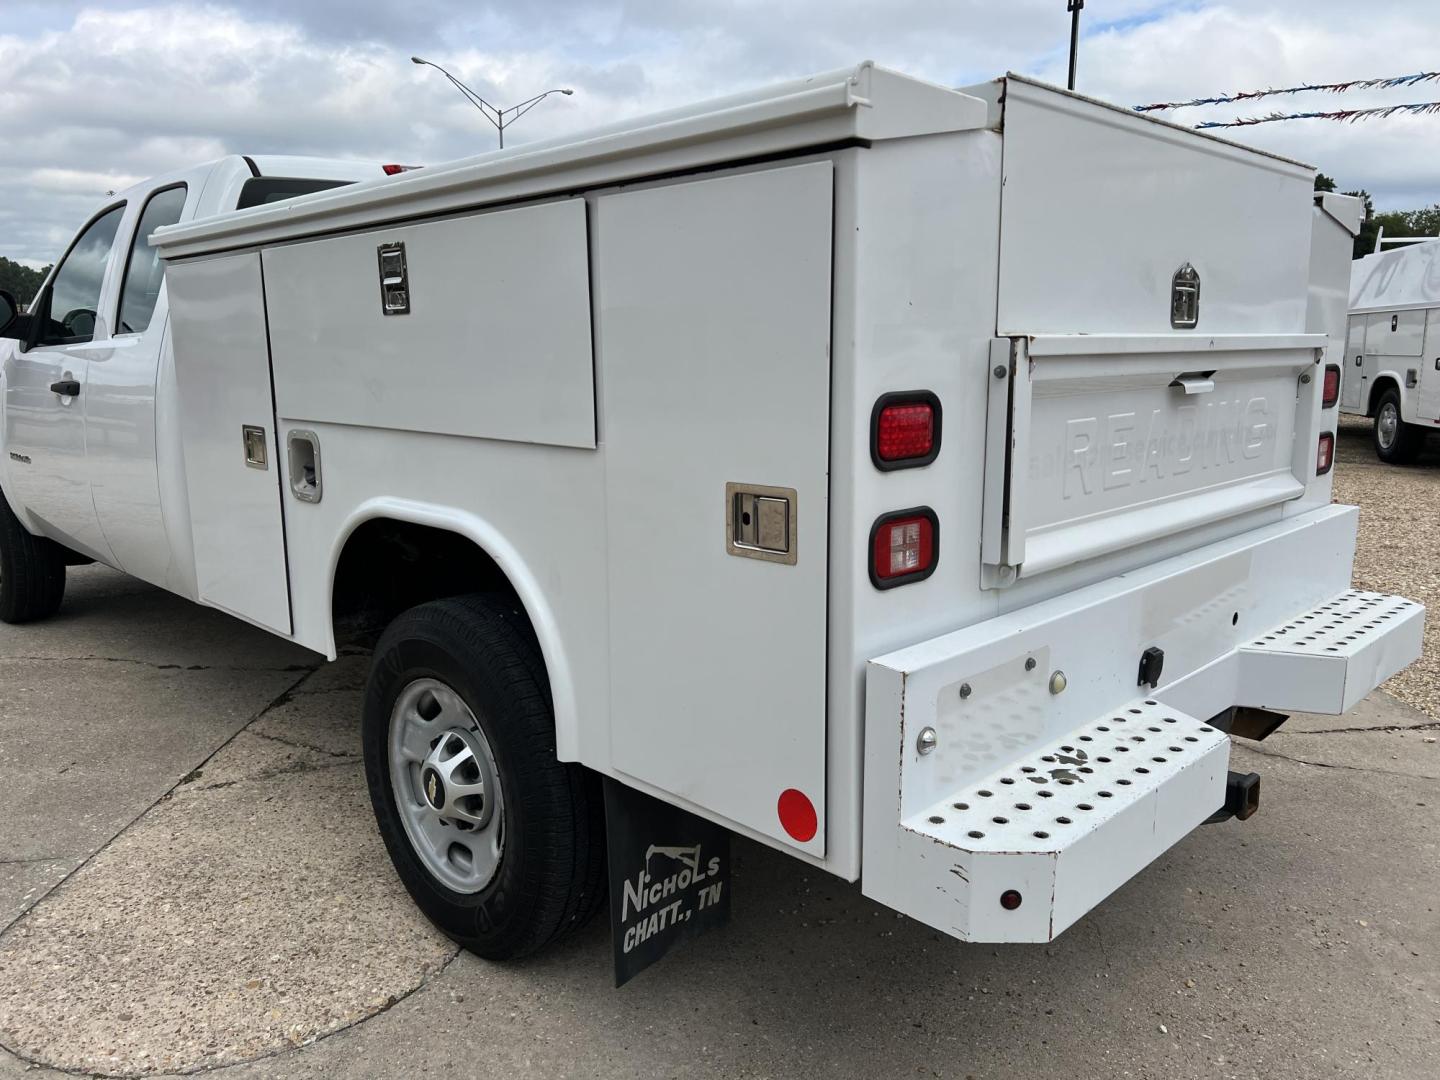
[1379,403,1398,449]
[388,678,505,894]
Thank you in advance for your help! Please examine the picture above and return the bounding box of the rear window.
[236,177,353,210]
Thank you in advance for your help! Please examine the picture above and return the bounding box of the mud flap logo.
[603,779,731,986]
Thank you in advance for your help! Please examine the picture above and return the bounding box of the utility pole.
[412,57,574,150]
[1067,1,1084,91]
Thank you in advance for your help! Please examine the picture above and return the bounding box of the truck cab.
[0,155,396,601]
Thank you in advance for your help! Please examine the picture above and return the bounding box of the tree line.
[0,257,50,306]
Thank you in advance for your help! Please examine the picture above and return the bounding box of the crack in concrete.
[246,727,361,760]
[0,949,463,1080]
[1288,721,1440,736]
[0,665,321,942]
[0,855,72,867]
[0,654,314,674]
[1238,740,1440,782]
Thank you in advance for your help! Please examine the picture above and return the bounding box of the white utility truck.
[0,67,1424,965]
[1345,238,1440,462]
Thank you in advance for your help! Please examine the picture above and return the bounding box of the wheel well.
[1367,376,1399,418]
[331,518,525,648]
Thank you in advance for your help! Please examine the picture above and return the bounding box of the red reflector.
[1317,431,1335,475]
[777,788,818,842]
[870,509,938,588]
[877,404,934,461]
[382,163,420,175]
[1000,889,1023,911]
[1322,364,1341,408]
[871,391,941,469]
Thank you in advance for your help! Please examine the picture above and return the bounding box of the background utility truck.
[0,65,1423,964]
[1346,238,1440,462]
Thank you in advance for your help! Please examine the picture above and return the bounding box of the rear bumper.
[861,505,1423,943]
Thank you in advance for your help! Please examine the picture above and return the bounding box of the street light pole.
[411,56,573,149]
[1066,1,1084,91]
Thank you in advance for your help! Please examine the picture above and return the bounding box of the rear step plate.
[1238,590,1423,713]
[901,700,1228,942]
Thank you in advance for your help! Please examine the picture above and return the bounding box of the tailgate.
[981,332,1326,582]
[982,77,1324,583]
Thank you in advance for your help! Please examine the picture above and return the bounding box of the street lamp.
[411,56,573,149]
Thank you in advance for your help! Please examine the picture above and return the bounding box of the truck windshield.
[236,177,353,210]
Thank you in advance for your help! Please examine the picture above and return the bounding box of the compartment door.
[1418,310,1440,422]
[594,162,833,854]
[1341,316,1366,411]
[166,252,291,633]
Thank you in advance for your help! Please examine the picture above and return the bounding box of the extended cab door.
[86,183,190,586]
[3,203,127,562]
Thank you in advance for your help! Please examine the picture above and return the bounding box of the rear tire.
[362,594,605,960]
[0,495,67,624]
[1373,388,1424,464]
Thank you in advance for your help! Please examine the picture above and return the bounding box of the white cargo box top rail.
[1351,238,1440,315]
[153,65,1312,260]
[153,63,983,259]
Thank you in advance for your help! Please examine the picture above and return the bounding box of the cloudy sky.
[3,1,1439,267]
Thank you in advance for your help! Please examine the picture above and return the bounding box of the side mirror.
[1,286,43,350]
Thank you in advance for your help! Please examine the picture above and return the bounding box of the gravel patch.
[1332,414,1440,720]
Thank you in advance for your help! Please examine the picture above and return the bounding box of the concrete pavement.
[0,565,1436,1079]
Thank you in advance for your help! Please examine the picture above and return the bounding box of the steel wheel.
[1377,400,1399,451]
[388,677,505,894]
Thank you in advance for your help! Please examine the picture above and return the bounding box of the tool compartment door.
[165,252,292,633]
[593,162,833,853]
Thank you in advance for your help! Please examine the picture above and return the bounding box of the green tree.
[0,257,50,306]
[1374,204,1440,241]
[1344,189,1377,260]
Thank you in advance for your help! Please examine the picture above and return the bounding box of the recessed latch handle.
[1169,372,1215,395]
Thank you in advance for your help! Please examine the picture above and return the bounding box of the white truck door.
[3,203,127,562]
[1342,316,1366,411]
[593,162,833,854]
[164,252,292,634]
[87,184,190,585]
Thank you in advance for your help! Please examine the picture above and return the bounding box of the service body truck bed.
[1344,238,1440,462]
[129,65,1420,954]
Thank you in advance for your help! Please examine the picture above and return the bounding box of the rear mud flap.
[603,778,731,986]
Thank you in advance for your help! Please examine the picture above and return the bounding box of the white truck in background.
[0,66,1424,966]
[1345,239,1440,462]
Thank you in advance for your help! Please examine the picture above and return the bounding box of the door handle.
[1355,354,1362,366]
[49,379,80,397]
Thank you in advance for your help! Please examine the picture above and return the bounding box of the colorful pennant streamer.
[1195,100,1440,129]
[1134,70,1440,113]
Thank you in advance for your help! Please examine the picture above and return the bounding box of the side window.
[116,186,187,335]
[39,204,126,346]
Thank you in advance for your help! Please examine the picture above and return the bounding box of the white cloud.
[3,1,1440,265]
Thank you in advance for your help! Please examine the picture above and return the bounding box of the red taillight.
[1317,431,1335,475]
[382,164,421,176]
[870,508,938,588]
[1322,364,1341,408]
[871,391,941,469]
